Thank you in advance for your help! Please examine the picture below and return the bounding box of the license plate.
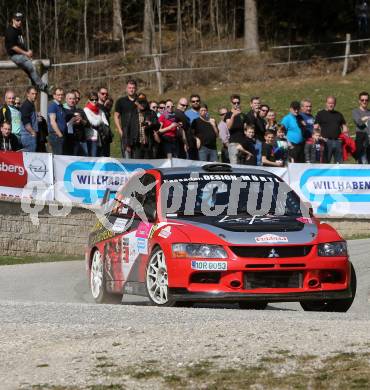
[191,260,227,271]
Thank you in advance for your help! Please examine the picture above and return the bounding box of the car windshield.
[161,173,304,218]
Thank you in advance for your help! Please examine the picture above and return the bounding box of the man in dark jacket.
[4,12,49,93]
[125,99,160,159]
[64,91,89,156]
[245,96,266,142]
[20,86,38,152]
[0,121,21,151]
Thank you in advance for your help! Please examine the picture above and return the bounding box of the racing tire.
[238,301,268,310]
[300,263,357,313]
[90,250,121,304]
[146,248,176,307]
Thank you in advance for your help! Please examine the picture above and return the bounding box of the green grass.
[0,255,82,266]
[110,72,368,158]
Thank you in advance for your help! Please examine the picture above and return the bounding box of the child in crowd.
[339,127,357,161]
[236,125,257,165]
[261,130,284,167]
[304,128,326,163]
[274,126,289,165]
[265,110,278,133]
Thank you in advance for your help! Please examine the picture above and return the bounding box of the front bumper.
[169,287,353,302]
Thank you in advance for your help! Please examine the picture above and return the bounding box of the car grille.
[244,271,303,289]
[230,246,312,258]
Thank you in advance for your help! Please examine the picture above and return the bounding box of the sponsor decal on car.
[191,260,228,271]
[111,218,128,233]
[137,237,148,254]
[255,234,288,243]
[136,222,153,238]
[158,225,172,238]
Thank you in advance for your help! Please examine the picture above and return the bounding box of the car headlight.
[318,241,347,257]
[172,243,227,259]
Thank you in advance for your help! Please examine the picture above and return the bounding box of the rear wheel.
[300,263,357,312]
[239,301,268,310]
[146,248,176,307]
[90,250,121,304]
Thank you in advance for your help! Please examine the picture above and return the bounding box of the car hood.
[167,215,318,245]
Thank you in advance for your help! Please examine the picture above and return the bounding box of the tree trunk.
[244,0,260,54]
[210,0,216,34]
[143,0,153,54]
[84,0,89,74]
[112,0,126,55]
[157,0,162,54]
[176,0,183,64]
[54,0,60,62]
[25,0,30,50]
[36,0,42,57]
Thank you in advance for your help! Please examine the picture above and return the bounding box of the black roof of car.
[155,164,280,179]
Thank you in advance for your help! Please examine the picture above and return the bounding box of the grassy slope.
[110,73,366,158]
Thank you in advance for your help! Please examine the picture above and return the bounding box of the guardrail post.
[342,33,351,77]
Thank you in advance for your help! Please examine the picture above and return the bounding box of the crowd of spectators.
[1,79,370,166]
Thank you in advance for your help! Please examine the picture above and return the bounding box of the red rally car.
[86,163,356,311]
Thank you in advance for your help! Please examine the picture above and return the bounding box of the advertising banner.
[0,151,54,200]
[289,163,370,217]
[53,156,172,205]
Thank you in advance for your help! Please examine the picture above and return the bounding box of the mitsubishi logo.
[268,248,280,258]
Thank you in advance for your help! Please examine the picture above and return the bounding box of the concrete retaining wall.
[0,200,96,257]
[0,199,369,257]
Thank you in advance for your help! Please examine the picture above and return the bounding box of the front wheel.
[300,263,357,312]
[146,248,176,307]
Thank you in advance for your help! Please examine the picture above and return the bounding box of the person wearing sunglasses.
[14,97,22,108]
[158,99,179,158]
[185,94,201,125]
[84,92,109,157]
[353,91,370,164]
[149,101,159,113]
[97,86,113,157]
[174,97,192,159]
[157,101,166,118]
[225,94,246,164]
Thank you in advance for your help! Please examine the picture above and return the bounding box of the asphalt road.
[0,239,369,389]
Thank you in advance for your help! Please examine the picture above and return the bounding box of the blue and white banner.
[289,163,370,217]
[53,156,171,205]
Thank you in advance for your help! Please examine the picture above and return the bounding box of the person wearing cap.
[280,101,305,163]
[4,12,49,94]
[125,98,160,159]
